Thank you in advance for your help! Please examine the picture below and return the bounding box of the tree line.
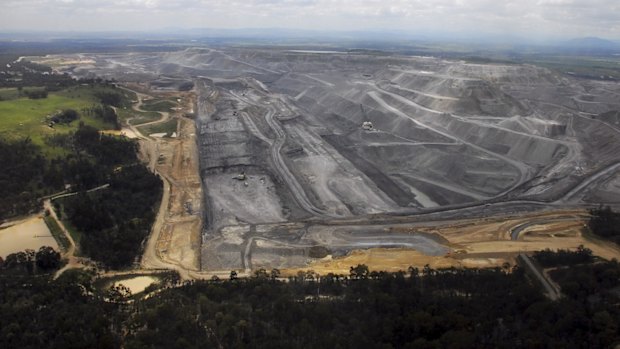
[589,206,620,244]
[1,249,619,349]
[0,246,61,275]
[0,56,75,90]
[1,85,136,220]
[0,137,46,219]
[1,123,161,269]
[52,124,162,269]
[61,163,162,268]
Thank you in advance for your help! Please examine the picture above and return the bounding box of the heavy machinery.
[232,171,247,181]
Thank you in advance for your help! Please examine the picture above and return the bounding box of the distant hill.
[559,37,620,53]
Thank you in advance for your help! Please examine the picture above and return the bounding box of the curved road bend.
[558,162,620,203]
[366,90,532,198]
[229,90,339,218]
[114,86,197,279]
[510,219,573,301]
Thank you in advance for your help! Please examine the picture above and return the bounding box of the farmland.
[0,85,128,156]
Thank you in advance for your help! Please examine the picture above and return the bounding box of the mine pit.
[45,48,620,274]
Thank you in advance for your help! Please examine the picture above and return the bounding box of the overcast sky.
[1,0,619,40]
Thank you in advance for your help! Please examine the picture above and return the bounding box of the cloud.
[1,0,619,39]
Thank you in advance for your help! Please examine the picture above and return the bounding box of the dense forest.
[0,266,118,349]
[0,69,162,268]
[0,249,619,349]
[533,246,594,267]
[51,124,162,268]
[3,205,616,347]
[589,206,620,244]
[0,69,147,215]
[0,138,46,218]
[61,164,162,268]
[0,121,144,215]
[0,123,162,268]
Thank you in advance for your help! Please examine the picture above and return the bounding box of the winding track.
[366,90,530,197]
[117,87,197,279]
[509,218,577,301]
[558,162,620,203]
[230,91,339,218]
[44,183,112,278]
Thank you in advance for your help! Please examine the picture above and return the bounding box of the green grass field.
[0,88,19,101]
[0,85,127,157]
[130,112,163,125]
[43,215,70,253]
[141,99,178,112]
[56,85,136,108]
[0,87,47,101]
[117,107,162,125]
[138,119,178,137]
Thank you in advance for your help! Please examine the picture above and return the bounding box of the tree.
[107,284,132,303]
[350,264,369,279]
[35,246,61,271]
[270,268,281,280]
[51,109,79,124]
[253,268,268,279]
[502,262,512,274]
[3,250,35,273]
[423,264,432,276]
[95,91,123,107]
[161,270,181,286]
[589,206,620,243]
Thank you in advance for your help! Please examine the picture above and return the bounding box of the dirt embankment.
[281,209,620,276]
[124,88,204,275]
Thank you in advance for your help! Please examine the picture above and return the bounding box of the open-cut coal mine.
[50,47,620,274]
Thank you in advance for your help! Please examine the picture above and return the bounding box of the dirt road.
[279,209,620,276]
[231,91,337,218]
[118,87,203,278]
[43,199,85,279]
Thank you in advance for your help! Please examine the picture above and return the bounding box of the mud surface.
[0,216,57,258]
[113,276,158,294]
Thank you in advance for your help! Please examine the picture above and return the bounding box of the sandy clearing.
[0,216,58,258]
[282,210,619,276]
[113,276,158,294]
[281,248,511,276]
[101,129,140,139]
[162,220,202,269]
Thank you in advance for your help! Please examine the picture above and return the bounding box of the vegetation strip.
[43,215,70,253]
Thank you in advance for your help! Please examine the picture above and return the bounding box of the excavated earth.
[45,48,620,273]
